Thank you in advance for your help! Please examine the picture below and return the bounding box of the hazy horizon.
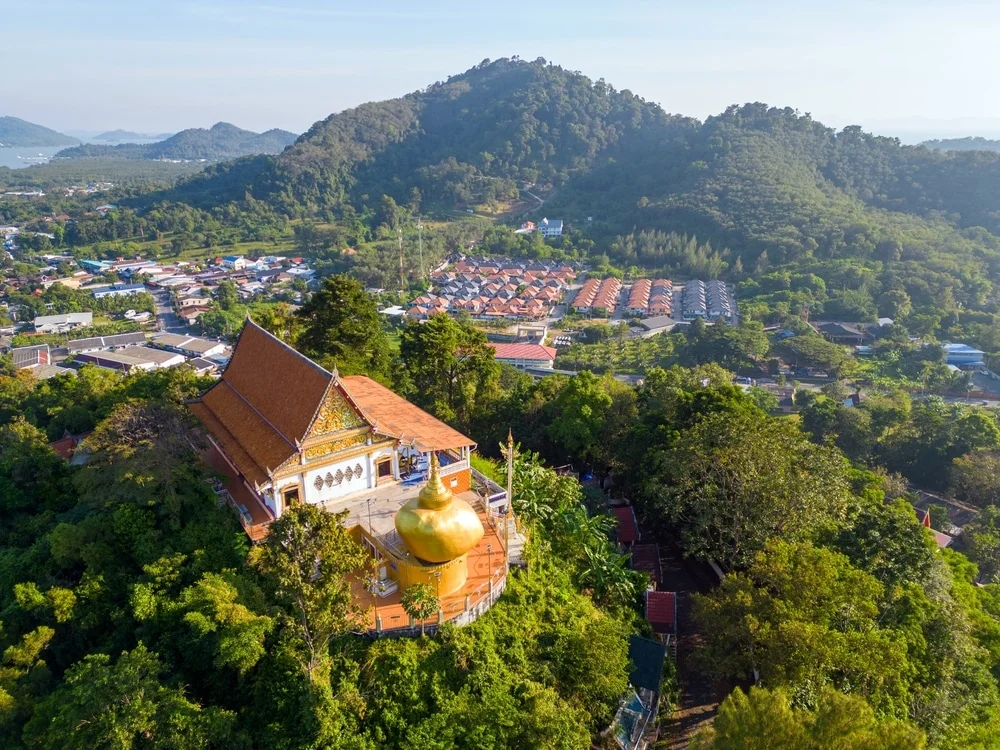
[5,0,1000,143]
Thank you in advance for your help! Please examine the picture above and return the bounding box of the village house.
[487,342,558,370]
[152,333,228,359]
[538,217,564,237]
[74,346,186,373]
[813,321,869,345]
[34,312,93,333]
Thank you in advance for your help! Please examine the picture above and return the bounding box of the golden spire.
[417,453,453,509]
[395,452,484,564]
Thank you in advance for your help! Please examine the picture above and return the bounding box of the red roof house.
[645,591,677,634]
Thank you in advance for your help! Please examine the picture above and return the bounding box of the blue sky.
[5,0,1000,140]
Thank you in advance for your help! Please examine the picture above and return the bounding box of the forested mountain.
[0,116,78,147]
[921,136,1000,152]
[92,129,173,143]
[165,57,692,211]
[553,104,1000,254]
[158,60,1000,265]
[55,122,297,161]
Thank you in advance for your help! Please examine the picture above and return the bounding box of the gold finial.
[417,453,453,510]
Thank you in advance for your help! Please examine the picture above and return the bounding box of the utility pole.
[505,429,514,567]
[417,221,424,281]
[398,229,405,293]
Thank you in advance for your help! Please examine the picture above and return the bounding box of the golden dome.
[395,454,484,563]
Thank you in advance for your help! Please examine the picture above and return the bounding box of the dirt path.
[657,546,720,749]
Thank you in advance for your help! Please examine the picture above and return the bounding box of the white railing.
[438,458,469,477]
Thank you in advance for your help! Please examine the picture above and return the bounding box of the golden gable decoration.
[308,388,364,437]
[304,432,367,460]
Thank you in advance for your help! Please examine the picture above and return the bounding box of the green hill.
[56,122,297,161]
[162,60,1000,245]
[92,129,173,143]
[167,58,694,210]
[0,116,78,147]
[920,136,1000,152]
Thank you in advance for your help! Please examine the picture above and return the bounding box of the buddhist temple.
[190,320,524,633]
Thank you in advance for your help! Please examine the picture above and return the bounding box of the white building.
[74,346,186,372]
[90,284,147,299]
[153,333,228,359]
[34,312,93,333]
[538,218,564,237]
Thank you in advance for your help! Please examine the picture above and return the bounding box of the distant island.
[0,116,79,147]
[56,122,297,161]
[92,129,174,143]
[920,136,1000,152]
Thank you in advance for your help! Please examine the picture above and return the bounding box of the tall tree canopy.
[398,314,499,431]
[641,408,852,568]
[295,274,392,381]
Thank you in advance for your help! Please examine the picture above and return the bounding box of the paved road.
[520,189,545,217]
[151,289,186,333]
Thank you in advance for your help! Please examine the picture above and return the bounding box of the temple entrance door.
[282,486,300,509]
[376,457,393,484]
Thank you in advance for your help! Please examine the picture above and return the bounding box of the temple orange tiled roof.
[339,375,475,452]
[191,321,333,484]
[191,321,476,482]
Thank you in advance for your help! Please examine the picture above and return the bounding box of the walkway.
[656,544,721,749]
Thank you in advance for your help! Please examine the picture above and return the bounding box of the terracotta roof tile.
[488,342,557,361]
[612,506,640,544]
[339,375,475,451]
[646,591,676,633]
[630,543,662,586]
[191,321,333,483]
[210,321,331,444]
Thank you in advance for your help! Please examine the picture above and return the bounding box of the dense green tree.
[214,280,240,311]
[641,408,852,568]
[952,449,1000,507]
[399,582,438,637]
[825,495,935,588]
[295,274,392,380]
[693,540,909,708]
[22,643,238,749]
[250,505,369,682]
[398,313,499,430]
[544,370,627,468]
[682,320,769,371]
[963,506,1000,583]
[691,686,925,750]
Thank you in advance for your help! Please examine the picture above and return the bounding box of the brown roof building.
[190,320,479,540]
[189,320,523,636]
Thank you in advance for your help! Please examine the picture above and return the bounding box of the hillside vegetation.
[134,59,1000,330]
[55,122,297,161]
[164,57,692,211]
[921,136,1000,152]
[0,116,78,147]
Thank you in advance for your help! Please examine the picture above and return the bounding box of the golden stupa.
[395,454,484,564]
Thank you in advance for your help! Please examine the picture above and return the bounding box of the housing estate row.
[571,277,735,322]
[406,257,578,320]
